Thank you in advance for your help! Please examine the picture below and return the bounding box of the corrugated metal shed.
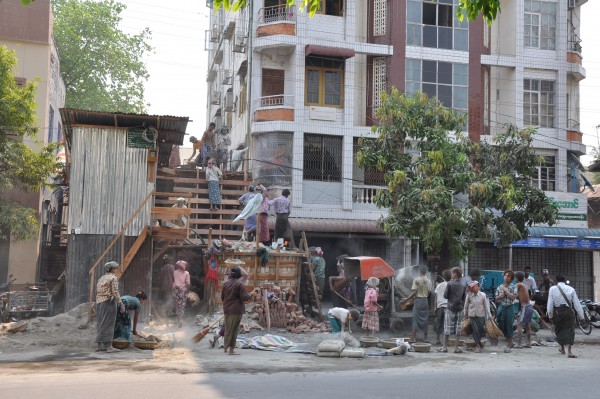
[60,109,189,168]
[68,127,152,236]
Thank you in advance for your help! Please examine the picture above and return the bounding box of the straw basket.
[381,338,402,349]
[186,291,201,308]
[112,339,130,350]
[485,319,503,340]
[412,343,432,353]
[134,340,158,350]
[359,336,380,348]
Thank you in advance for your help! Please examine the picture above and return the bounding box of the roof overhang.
[268,217,383,234]
[305,45,355,59]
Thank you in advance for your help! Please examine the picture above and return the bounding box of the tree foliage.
[0,46,60,241]
[51,0,153,113]
[213,0,501,22]
[357,89,557,262]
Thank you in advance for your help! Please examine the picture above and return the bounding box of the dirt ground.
[1,303,598,376]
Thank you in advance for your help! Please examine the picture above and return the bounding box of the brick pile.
[249,301,329,334]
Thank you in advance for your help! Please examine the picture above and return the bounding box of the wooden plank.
[189,218,245,225]
[151,207,192,216]
[155,198,240,206]
[117,226,149,277]
[156,175,252,186]
[301,231,322,317]
[173,187,244,196]
[157,167,177,175]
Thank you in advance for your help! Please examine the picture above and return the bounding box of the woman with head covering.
[173,260,191,328]
[464,281,491,353]
[95,261,125,352]
[220,266,257,355]
[114,291,148,341]
[362,277,381,337]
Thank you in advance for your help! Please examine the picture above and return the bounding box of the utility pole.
[244,0,254,181]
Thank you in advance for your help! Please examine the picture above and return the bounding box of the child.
[206,157,223,210]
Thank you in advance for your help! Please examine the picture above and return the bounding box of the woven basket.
[134,340,158,350]
[112,339,130,350]
[186,291,201,307]
[412,343,431,353]
[359,336,380,348]
[381,338,401,349]
[399,297,414,311]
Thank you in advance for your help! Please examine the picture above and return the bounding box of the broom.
[192,316,224,344]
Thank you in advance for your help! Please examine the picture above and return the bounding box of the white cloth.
[435,281,448,309]
[328,307,350,324]
[547,282,584,319]
[233,192,263,222]
[524,275,537,292]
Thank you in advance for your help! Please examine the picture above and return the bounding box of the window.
[523,79,554,128]
[373,0,387,36]
[407,0,468,51]
[305,56,344,107]
[372,57,387,110]
[533,155,555,191]
[524,0,556,50]
[48,106,55,143]
[303,134,342,182]
[320,0,344,16]
[405,58,468,111]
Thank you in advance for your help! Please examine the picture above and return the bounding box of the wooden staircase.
[156,167,253,242]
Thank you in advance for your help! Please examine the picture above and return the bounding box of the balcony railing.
[258,5,296,24]
[569,33,582,53]
[254,94,294,109]
[352,185,385,205]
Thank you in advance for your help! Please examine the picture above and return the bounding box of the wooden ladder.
[299,231,322,319]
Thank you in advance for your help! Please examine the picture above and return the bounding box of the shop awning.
[268,217,383,234]
[305,45,355,59]
[527,227,600,239]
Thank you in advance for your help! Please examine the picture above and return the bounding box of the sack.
[399,297,415,311]
[485,319,503,340]
[461,317,472,336]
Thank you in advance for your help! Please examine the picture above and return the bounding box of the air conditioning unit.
[224,91,234,111]
[210,91,220,105]
[222,73,232,85]
[233,35,247,53]
[568,0,576,9]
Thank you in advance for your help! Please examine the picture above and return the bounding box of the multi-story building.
[0,0,66,284]
[206,0,596,298]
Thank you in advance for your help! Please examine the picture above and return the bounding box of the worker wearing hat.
[95,261,125,353]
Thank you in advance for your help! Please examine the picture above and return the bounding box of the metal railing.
[569,33,582,53]
[258,5,296,24]
[352,185,385,205]
[254,94,294,109]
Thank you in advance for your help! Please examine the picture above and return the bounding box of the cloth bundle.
[317,339,346,358]
[340,348,365,358]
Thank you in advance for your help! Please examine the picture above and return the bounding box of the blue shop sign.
[506,238,600,249]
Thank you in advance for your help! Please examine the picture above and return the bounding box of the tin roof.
[59,108,190,147]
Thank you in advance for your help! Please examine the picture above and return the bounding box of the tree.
[0,46,60,241]
[212,0,502,22]
[357,89,557,262]
[51,0,153,113]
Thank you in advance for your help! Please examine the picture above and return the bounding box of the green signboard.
[127,127,156,149]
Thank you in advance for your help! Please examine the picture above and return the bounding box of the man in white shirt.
[434,269,451,345]
[547,274,584,358]
[523,266,538,295]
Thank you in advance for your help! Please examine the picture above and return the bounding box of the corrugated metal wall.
[68,127,152,236]
[65,234,152,312]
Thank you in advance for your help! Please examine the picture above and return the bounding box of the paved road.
[2,365,598,399]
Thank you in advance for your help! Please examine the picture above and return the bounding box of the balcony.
[567,33,582,64]
[257,5,296,37]
[352,184,385,210]
[254,95,294,122]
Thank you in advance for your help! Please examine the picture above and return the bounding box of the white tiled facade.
[205,0,588,227]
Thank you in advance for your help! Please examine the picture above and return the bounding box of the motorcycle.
[581,299,600,328]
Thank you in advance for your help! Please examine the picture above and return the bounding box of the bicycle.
[576,306,592,335]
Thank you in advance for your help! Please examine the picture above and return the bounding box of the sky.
[119,1,600,157]
[119,0,210,145]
